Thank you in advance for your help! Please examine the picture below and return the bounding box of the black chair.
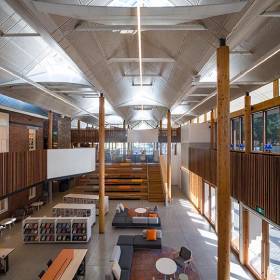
[38,270,45,279]
[174,246,192,272]
[46,259,52,267]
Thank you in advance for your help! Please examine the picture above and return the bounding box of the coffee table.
[31,201,44,211]
[0,218,16,230]
[134,208,147,214]
[156,257,177,280]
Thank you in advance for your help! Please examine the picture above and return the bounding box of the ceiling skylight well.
[109,0,174,7]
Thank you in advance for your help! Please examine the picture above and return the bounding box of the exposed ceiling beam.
[124,74,160,77]
[0,65,102,121]
[54,90,98,94]
[260,11,280,17]
[74,22,207,32]
[230,50,252,55]
[32,1,248,25]
[0,32,40,37]
[107,57,175,63]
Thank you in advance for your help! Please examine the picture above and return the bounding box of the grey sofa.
[107,234,162,280]
[112,208,161,228]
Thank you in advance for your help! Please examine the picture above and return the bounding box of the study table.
[41,249,87,280]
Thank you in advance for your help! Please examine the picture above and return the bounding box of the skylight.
[109,0,174,7]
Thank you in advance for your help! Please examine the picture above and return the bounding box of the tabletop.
[156,257,177,275]
[0,217,16,225]
[0,248,15,259]
[31,201,44,206]
[134,207,147,214]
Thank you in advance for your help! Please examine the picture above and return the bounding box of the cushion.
[120,203,125,212]
[142,229,147,238]
[148,217,159,224]
[147,229,157,241]
[119,246,133,270]
[110,245,121,263]
[112,262,121,280]
[132,217,148,224]
[133,235,162,249]
[117,235,134,246]
[142,229,162,239]
[116,204,121,213]
[148,213,158,218]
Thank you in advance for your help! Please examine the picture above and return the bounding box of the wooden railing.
[0,150,47,198]
[188,147,280,225]
[159,154,168,205]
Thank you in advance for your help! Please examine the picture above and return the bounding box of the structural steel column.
[48,111,53,202]
[273,79,279,98]
[159,119,162,155]
[99,93,105,234]
[167,110,172,203]
[210,109,215,149]
[217,38,231,280]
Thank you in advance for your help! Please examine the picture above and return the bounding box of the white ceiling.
[0,0,279,127]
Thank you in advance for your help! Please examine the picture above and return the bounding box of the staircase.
[147,164,165,202]
[77,163,149,199]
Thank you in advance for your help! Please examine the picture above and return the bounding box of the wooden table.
[31,201,44,211]
[42,249,87,280]
[0,248,15,273]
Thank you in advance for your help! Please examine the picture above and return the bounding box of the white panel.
[0,112,9,152]
[47,148,95,179]
[181,123,210,143]
[127,129,158,143]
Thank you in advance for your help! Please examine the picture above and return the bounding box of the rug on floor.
[131,246,200,280]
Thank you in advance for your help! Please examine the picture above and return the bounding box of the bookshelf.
[63,194,109,215]
[52,203,96,226]
[22,217,91,243]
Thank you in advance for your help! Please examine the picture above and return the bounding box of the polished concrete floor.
[0,187,254,280]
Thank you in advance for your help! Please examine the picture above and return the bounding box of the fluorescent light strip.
[137,0,144,111]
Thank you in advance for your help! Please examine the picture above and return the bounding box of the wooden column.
[244,92,251,153]
[48,111,53,149]
[261,220,269,280]
[48,111,53,202]
[159,119,162,155]
[99,93,105,234]
[273,79,279,98]
[210,110,215,149]
[241,208,249,265]
[216,38,231,280]
[77,120,81,147]
[167,110,172,203]
[123,120,126,161]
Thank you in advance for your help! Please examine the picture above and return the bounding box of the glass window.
[269,225,280,280]
[232,118,241,150]
[0,198,8,214]
[29,187,36,200]
[252,112,264,151]
[231,199,240,251]
[204,183,210,219]
[248,211,262,276]
[210,186,216,226]
[265,108,280,153]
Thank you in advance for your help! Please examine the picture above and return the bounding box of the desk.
[0,248,15,273]
[42,249,87,280]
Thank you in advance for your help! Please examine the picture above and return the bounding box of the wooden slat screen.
[188,148,280,225]
[0,150,47,198]
[158,127,181,143]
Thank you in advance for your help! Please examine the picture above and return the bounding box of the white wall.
[171,143,181,186]
[0,112,9,152]
[47,148,96,179]
[127,129,158,143]
[181,123,210,143]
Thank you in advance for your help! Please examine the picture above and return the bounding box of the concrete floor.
[0,187,254,280]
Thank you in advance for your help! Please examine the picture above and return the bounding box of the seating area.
[112,204,161,228]
[1,1,280,280]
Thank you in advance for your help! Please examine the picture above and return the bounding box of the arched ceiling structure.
[0,0,279,127]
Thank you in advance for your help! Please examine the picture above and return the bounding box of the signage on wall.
[256,206,265,216]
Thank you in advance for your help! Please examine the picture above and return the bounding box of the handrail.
[159,154,168,206]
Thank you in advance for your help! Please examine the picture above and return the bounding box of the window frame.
[0,198,8,214]
[29,186,36,200]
